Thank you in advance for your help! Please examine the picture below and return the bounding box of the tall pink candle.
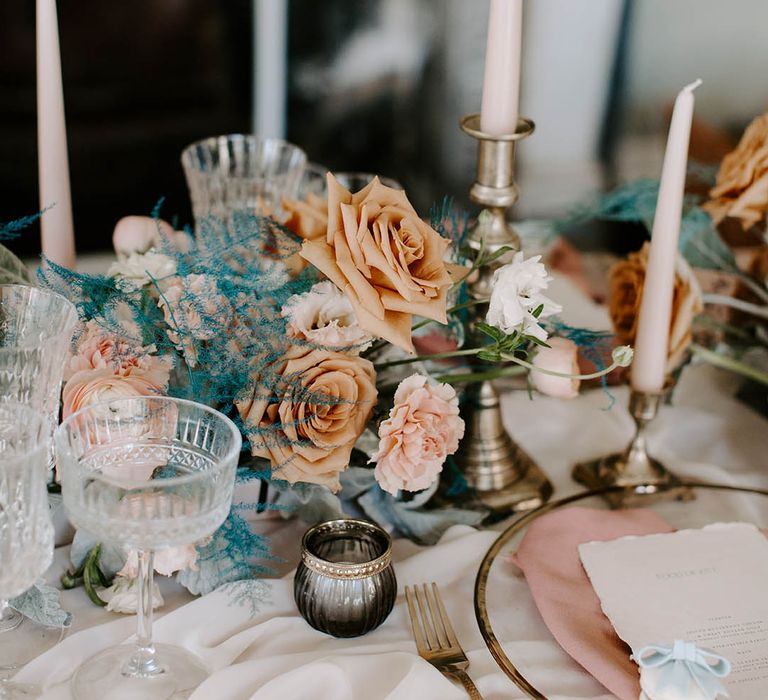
[631,79,702,394]
[480,0,522,136]
[37,0,76,269]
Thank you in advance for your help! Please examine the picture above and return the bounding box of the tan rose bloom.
[608,242,703,371]
[282,192,328,243]
[704,112,768,230]
[235,345,377,492]
[299,174,455,353]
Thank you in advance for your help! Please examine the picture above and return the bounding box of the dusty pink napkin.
[511,507,674,700]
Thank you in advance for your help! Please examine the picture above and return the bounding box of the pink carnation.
[371,373,465,495]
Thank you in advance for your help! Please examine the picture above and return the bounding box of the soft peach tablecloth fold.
[511,507,674,700]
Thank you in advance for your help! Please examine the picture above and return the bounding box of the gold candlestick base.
[573,388,694,508]
[452,113,552,520]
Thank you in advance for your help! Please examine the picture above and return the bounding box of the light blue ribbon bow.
[632,641,731,699]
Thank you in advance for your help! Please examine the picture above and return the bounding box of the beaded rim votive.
[300,519,392,581]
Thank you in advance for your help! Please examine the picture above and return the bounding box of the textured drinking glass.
[181,134,307,222]
[0,404,56,699]
[56,397,241,700]
[294,519,396,638]
[0,284,77,464]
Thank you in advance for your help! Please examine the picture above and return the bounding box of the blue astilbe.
[0,209,50,240]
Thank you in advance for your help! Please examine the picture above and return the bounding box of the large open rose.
[299,174,455,353]
[236,346,377,492]
[704,112,768,230]
[608,242,703,371]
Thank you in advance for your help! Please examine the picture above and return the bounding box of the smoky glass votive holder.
[294,519,396,638]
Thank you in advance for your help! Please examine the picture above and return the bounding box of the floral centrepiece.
[34,171,629,610]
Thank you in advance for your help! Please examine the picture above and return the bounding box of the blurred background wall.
[1,0,768,257]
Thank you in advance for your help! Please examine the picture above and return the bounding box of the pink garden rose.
[371,373,464,495]
[530,337,580,399]
[62,368,167,419]
[67,321,171,386]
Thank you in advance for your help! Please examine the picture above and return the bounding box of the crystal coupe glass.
[0,404,55,699]
[56,397,242,700]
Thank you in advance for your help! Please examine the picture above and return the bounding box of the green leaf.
[531,303,545,319]
[525,335,551,348]
[0,243,31,285]
[475,322,503,341]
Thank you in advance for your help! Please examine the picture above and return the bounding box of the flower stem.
[436,365,527,385]
[373,347,482,370]
[498,352,624,381]
[691,344,768,386]
[702,294,768,320]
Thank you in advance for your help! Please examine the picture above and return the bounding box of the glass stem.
[123,550,162,678]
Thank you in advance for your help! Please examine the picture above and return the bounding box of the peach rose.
[62,368,167,419]
[67,321,172,386]
[703,112,768,230]
[370,373,464,496]
[236,345,377,492]
[530,337,580,399]
[282,192,328,243]
[608,242,703,371]
[300,174,455,353]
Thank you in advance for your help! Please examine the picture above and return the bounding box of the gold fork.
[405,583,485,700]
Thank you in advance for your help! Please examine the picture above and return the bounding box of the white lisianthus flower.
[486,252,562,341]
[280,280,372,352]
[531,337,580,399]
[108,251,177,289]
[101,575,164,614]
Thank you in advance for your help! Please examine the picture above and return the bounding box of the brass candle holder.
[572,386,693,507]
[453,113,552,519]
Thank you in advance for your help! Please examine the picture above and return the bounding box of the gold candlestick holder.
[572,386,693,507]
[452,113,552,519]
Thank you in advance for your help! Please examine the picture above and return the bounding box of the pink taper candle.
[37,0,76,269]
[480,0,523,136]
[631,79,702,393]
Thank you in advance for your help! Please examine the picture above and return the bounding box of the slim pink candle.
[631,79,702,393]
[480,0,523,136]
[37,0,76,269]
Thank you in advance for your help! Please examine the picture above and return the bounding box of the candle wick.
[683,78,703,93]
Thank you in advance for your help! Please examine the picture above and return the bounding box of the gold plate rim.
[473,481,768,699]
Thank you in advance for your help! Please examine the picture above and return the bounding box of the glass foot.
[0,679,41,699]
[71,643,208,700]
[0,614,66,672]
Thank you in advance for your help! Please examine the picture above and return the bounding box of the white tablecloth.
[13,360,768,700]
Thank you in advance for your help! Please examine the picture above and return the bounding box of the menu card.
[579,523,768,699]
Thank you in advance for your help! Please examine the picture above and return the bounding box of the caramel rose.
[608,242,703,371]
[235,345,377,492]
[282,192,328,243]
[299,174,455,353]
[704,112,768,230]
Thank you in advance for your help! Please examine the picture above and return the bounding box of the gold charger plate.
[473,482,768,699]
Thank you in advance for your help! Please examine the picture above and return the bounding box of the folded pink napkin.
[511,507,674,700]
